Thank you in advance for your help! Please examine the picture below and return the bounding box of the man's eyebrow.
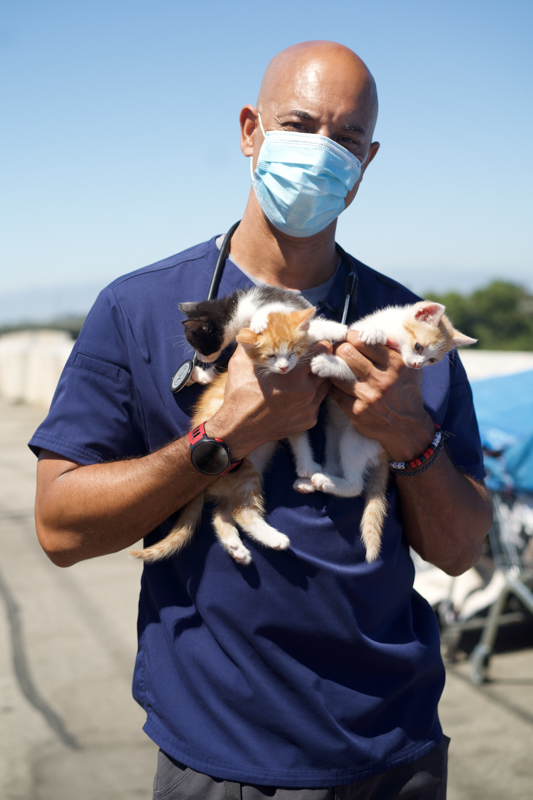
[283,109,314,120]
[342,123,366,135]
[282,110,366,136]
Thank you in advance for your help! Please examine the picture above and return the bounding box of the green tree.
[428,281,533,351]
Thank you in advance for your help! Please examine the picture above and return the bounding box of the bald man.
[31,42,491,799]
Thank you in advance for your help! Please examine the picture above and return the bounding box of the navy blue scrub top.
[30,237,485,788]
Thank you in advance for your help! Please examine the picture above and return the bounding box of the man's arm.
[36,344,330,567]
[329,332,493,576]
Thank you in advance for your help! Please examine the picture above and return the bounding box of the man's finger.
[329,384,359,418]
[332,342,373,381]
[315,376,331,404]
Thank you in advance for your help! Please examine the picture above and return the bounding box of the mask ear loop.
[257,111,267,136]
[250,112,268,182]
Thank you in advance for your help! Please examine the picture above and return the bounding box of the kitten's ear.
[236,328,258,348]
[178,302,197,316]
[292,307,316,331]
[413,301,446,326]
[451,329,477,347]
[181,318,207,332]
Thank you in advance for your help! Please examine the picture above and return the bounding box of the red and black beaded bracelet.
[390,425,452,477]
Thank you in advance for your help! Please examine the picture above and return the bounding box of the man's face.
[250,54,379,210]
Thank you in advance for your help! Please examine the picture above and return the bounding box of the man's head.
[240,41,380,228]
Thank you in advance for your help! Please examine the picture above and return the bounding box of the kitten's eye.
[429,358,437,363]
[414,342,424,353]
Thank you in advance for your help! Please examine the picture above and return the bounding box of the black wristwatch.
[188,422,242,476]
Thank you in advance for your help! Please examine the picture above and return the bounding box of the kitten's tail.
[130,491,205,562]
[360,454,390,563]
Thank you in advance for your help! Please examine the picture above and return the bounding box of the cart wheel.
[469,644,491,684]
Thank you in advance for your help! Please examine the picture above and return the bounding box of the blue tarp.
[470,368,533,492]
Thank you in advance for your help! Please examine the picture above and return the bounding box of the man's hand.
[328,331,435,462]
[207,342,332,460]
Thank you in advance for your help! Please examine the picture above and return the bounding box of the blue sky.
[1,0,532,313]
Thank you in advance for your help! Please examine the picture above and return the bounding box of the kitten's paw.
[310,353,337,378]
[358,329,387,346]
[228,541,252,565]
[311,473,337,493]
[268,532,291,550]
[191,365,216,385]
[293,477,316,493]
[249,309,270,334]
[312,473,364,497]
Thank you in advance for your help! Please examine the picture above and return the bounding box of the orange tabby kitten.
[131,307,317,565]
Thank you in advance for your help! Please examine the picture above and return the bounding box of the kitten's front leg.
[307,319,348,344]
[310,353,356,382]
[354,325,387,346]
[249,303,290,333]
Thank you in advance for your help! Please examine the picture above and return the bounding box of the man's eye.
[337,137,360,149]
[284,122,307,131]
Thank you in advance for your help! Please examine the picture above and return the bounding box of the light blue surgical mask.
[251,113,364,238]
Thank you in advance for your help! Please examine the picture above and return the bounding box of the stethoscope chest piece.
[170,356,197,393]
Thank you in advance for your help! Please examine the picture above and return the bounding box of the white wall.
[459,350,533,381]
[0,330,74,410]
[1,329,533,410]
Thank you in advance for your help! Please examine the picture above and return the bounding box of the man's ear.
[236,328,258,348]
[360,141,380,180]
[240,105,260,158]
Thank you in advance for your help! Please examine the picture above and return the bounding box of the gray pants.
[152,737,449,800]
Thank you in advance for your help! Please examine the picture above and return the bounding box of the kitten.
[131,307,321,566]
[302,300,477,563]
[179,286,347,385]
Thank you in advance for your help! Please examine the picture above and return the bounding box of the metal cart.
[468,491,533,684]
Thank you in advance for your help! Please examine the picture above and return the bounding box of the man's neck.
[227,190,339,291]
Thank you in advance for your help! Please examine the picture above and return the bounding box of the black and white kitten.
[179,286,347,385]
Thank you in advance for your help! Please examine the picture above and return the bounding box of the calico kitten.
[303,300,477,563]
[179,286,347,385]
[131,307,320,566]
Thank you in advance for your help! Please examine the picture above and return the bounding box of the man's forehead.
[258,43,378,128]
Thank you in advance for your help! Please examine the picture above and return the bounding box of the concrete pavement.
[1,398,532,800]
[0,400,156,799]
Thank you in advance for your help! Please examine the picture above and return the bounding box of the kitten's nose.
[279,365,289,373]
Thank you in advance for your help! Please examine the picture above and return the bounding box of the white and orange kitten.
[132,306,341,566]
[301,301,477,562]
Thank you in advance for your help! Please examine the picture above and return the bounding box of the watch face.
[191,440,230,475]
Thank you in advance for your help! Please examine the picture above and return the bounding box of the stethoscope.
[170,220,358,393]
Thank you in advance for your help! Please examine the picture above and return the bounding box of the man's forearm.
[35,345,330,568]
[35,436,224,567]
[395,451,493,575]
